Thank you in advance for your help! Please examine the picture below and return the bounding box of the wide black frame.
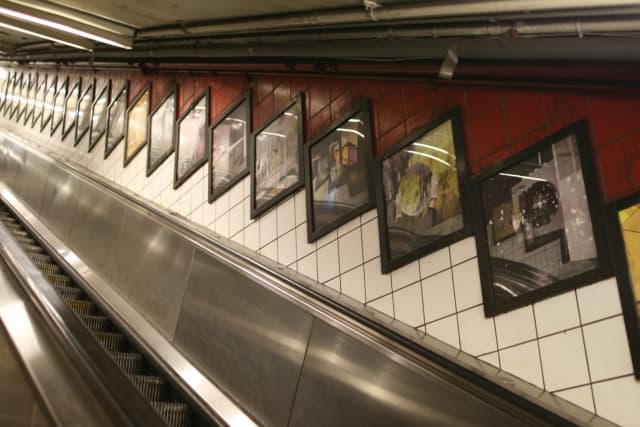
[605,192,640,378]
[50,76,68,136]
[304,100,375,242]
[62,79,81,141]
[173,87,210,189]
[31,75,46,129]
[88,80,111,152]
[0,71,9,113]
[470,120,612,316]
[208,91,252,202]
[250,92,305,219]
[374,107,472,274]
[147,84,177,177]
[23,73,37,126]
[41,75,57,132]
[75,79,95,145]
[123,82,151,167]
[17,72,31,123]
[11,72,24,121]
[105,82,129,159]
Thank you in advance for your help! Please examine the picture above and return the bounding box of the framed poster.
[62,79,81,140]
[304,100,375,242]
[75,79,94,144]
[0,72,8,112]
[208,92,251,202]
[105,82,128,159]
[31,75,46,129]
[147,84,177,176]
[250,93,305,218]
[607,193,640,378]
[375,108,471,273]
[471,120,611,316]
[8,72,21,120]
[88,80,110,152]
[174,88,209,189]
[41,75,57,132]
[50,77,68,136]
[124,83,151,166]
[15,72,27,121]
[24,73,37,126]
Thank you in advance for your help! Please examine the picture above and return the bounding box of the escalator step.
[112,352,143,375]
[9,229,29,238]
[46,273,71,286]
[14,235,37,246]
[153,402,190,427]
[65,299,96,316]
[81,315,110,332]
[52,284,82,300]
[28,253,52,264]
[35,262,62,275]
[95,332,125,352]
[131,375,166,401]
[21,243,44,254]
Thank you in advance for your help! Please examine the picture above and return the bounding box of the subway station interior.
[0,1,639,426]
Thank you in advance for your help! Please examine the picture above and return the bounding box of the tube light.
[0,18,93,51]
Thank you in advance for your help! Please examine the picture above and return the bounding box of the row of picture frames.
[1,70,640,374]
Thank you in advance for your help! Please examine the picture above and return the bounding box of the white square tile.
[231,230,244,245]
[317,240,340,283]
[499,341,544,388]
[216,190,230,217]
[338,228,363,273]
[192,204,205,226]
[295,223,316,260]
[367,295,394,318]
[277,229,297,267]
[391,261,420,291]
[452,258,482,311]
[364,258,392,301]
[583,316,633,382]
[260,240,278,262]
[294,189,307,226]
[419,247,451,279]
[324,276,341,292]
[259,209,278,247]
[316,229,337,248]
[393,282,424,328]
[479,352,499,368]
[361,218,380,262]
[360,208,377,224]
[421,270,456,322]
[534,291,580,337]
[243,175,250,196]
[576,278,622,324]
[244,222,260,251]
[458,306,497,356]
[229,180,244,207]
[277,197,296,236]
[229,203,244,237]
[449,237,477,265]
[554,385,594,413]
[297,253,317,281]
[538,328,590,391]
[494,305,536,349]
[341,266,365,303]
[593,376,640,427]
[337,216,360,237]
[203,201,216,226]
[244,198,254,225]
[426,315,460,349]
[215,212,230,238]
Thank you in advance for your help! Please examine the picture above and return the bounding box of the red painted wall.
[100,69,639,203]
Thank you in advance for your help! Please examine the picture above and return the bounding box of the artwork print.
[124,84,150,165]
[105,83,128,157]
[76,81,94,143]
[174,89,209,188]
[147,87,176,175]
[89,81,110,151]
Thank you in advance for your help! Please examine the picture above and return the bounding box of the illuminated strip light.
[336,128,365,138]
[0,18,93,50]
[498,172,547,182]
[0,5,131,49]
[261,131,287,138]
[406,149,451,167]
[412,142,451,156]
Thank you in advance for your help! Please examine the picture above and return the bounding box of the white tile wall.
[4,75,640,426]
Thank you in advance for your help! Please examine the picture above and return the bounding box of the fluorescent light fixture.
[337,128,365,138]
[0,16,93,50]
[412,142,451,156]
[406,149,452,167]
[262,131,287,138]
[0,2,131,49]
[499,172,547,182]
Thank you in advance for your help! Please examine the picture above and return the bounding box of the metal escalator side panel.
[38,163,81,245]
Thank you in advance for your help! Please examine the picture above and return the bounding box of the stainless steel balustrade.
[0,131,618,427]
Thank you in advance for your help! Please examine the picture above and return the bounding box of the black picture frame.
[88,80,111,152]
[374,107,471,274]
[13,72,25,122]
[74,79,95,145]
[17,72,31,123]
[24,73,38,126]
[147,84,177,177]
[124,82,151,167]
[105,82,129,159]
[208,91,251,202]
[41,75,57,132]
[250,92,305,219]
[0,71,9,113]
[62,79,81,141]
[173,87,210,189]
[8,72,21,120]
[470,120,612,316]
[50,77,68,136]
[304,100,375,242]
[605,192,640,378]
[31,75,46,129]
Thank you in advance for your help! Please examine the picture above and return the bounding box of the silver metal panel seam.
[38,163,81,245]
[174,248,314,427]
[110,206,195,339]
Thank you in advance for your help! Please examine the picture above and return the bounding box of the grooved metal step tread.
[81,314,110,332]
[47,273,71,286]
[14,235,37,245]
[112,352,143,375]
[95,331,125,352]
[28,253,52,264]
[153,402,190,427]
[34,261,62,274]
[52,284,82,300]
[21,243,44,254]
[65,299,96,316]
[131,375,166,401]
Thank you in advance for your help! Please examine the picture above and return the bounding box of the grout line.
[574,290,598,413]
[531,304,547,390]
